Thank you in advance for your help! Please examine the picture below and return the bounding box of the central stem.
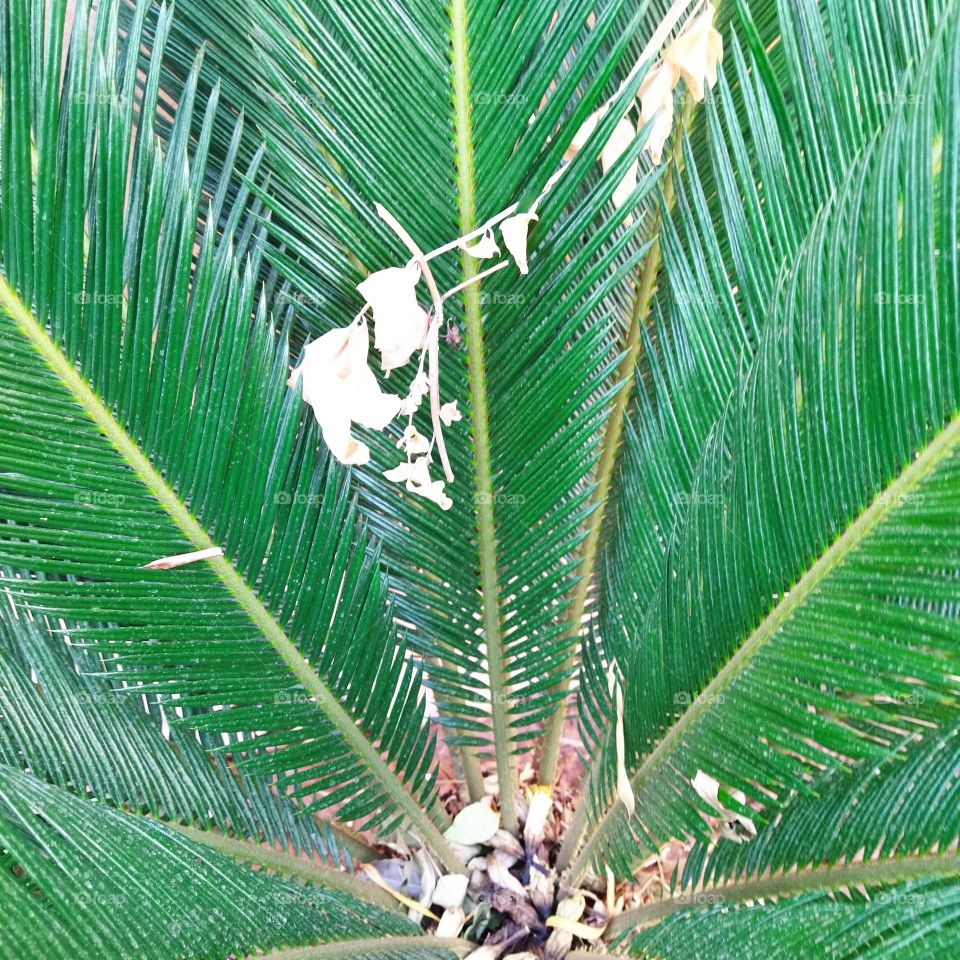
[450,0,519,831]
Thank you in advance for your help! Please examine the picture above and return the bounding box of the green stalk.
[606,852,960,938]
[450,0,519,830]
[538,97,696,789]
[169,824,399,913]
[0,275,464,876]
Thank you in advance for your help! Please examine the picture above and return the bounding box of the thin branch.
[441,260,510,302]
[421,203,519,261]
[375,203,454,483]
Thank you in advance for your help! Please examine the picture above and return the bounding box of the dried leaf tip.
[691,769,757,843]
[144,546,224,570]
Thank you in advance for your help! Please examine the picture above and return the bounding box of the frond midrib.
[537,96,697,787]
[570,406,960,880]
[607,851,960,938]
[450,0,518,829]
[170,824,397,913]
[0,274,463,874]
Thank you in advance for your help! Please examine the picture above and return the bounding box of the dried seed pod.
[488,829,524,860]
[522,787,554,853]
[487,886,543,932]
[527,851,554,917]
[544,893,586,960]
[436,906,466,938]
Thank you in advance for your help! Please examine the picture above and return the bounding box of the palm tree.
[1,0,959,956]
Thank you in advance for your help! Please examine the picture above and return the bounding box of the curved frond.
[0,0,455,869]
[617,876,960,960]
[0,766,418,960]
[579,0,951,808]
[136,0,691,820]
[569,2,960,879]
[0,591,354,866]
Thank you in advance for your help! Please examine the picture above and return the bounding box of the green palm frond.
[137,0,682,823]
[578,0,951,816]
[0,0,457,871]
[4,0,960,955]
[564,0,960,879]
[0,584,370,868]
[614,877,960,960]
[679,719,960,893]
[0,765,424,960]
[601,718,960,954]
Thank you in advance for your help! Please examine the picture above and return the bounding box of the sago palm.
[1,0,959,957]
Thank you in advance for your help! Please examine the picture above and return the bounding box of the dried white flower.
[385,456,453,510]
[288,319,401,466]
[522,786,553,851]
[384,462,414,483]
[663,3,723,103]
[639,61,677,165]
[500,212,539,275]
[460,229,500,259]
[397,425,431,455]
[400,370,430,415]
[601,116,639,209]
[439,400,462,426]
[357,264,429,372]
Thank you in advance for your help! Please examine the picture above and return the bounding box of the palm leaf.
[577,0,951,817]
[0,584,375,869]
[602,718,960,955]
[565,0,960,880]
[613,877,960,959]
[134,0,686,825]
[678,720,960,893]
[0,0,458,871]
[0,766,424,960]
